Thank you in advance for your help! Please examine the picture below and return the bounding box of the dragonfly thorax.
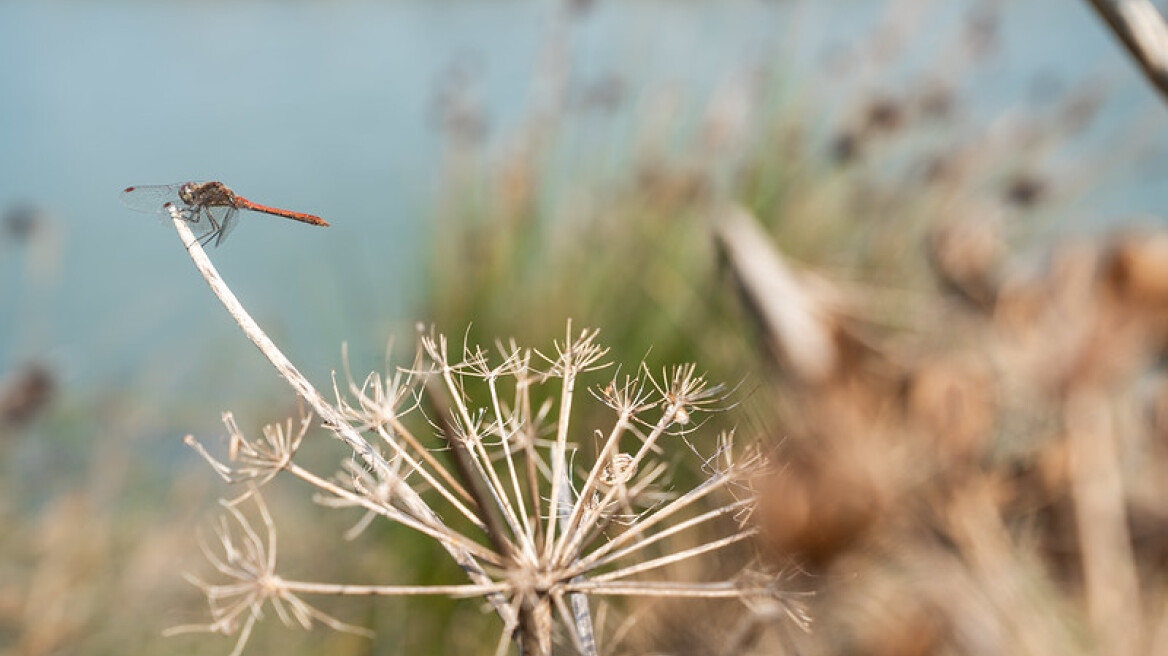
[180,181,238,209]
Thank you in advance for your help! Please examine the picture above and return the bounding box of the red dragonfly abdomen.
[233,196,330,227]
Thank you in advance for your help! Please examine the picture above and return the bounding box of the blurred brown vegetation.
[742,216,1168,656]
[425,3,1168,655]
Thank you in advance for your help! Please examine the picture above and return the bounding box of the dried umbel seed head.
[601,453,637,486]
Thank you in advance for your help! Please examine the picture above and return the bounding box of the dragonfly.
[121,181,329,246]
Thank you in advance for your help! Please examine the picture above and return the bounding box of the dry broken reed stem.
[169,214,803,655]
[1085,0,1168,106]
[714,204,839,383]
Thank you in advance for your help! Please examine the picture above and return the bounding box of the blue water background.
[1,0,1166,439]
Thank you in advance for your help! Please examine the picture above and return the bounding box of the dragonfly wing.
[212,206,240,246]
[185,205,231,246]
[120,184,184,215]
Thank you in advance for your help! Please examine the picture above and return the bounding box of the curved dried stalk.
[170,215,514,625]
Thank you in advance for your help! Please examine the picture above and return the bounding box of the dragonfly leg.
[196,212,223,247]
[197,227,220,247]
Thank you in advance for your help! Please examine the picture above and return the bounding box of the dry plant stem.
[285,461,501,565]
[567,589,596,656]
[1085,0,1168,107]
[521,598,554,656]
[486,374,536,546]
[550,450,597,655]
[281,581,510,597]
[424,376,516,559]
[551,410,635,564]
[577,498,753,575]
[566,581,760,598]
[386,420,474,503]
[545,330,581,555]
[514,359,546,546]
[430,341,592,656]
[432,351,532,548]
[335,356,475,504]
[337,344,475,504]
[566,475,741,577]
[169,216,516,628]
[1065,390,1142,656]
[714,204,837,383]
[583,529,757,584]
[374,419,485,530]
[382,417,473,502]
[552,593,590,655]
[556,401,684,567]
[523,340,600,653]
[495,597,526,656]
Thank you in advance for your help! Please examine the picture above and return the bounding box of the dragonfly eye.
[178,184,195,205]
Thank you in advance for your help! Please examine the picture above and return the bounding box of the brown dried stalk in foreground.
[167,215,805,655]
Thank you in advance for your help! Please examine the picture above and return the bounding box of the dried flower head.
[180,325,800,655]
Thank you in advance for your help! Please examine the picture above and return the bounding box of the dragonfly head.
[178,183,198,206]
